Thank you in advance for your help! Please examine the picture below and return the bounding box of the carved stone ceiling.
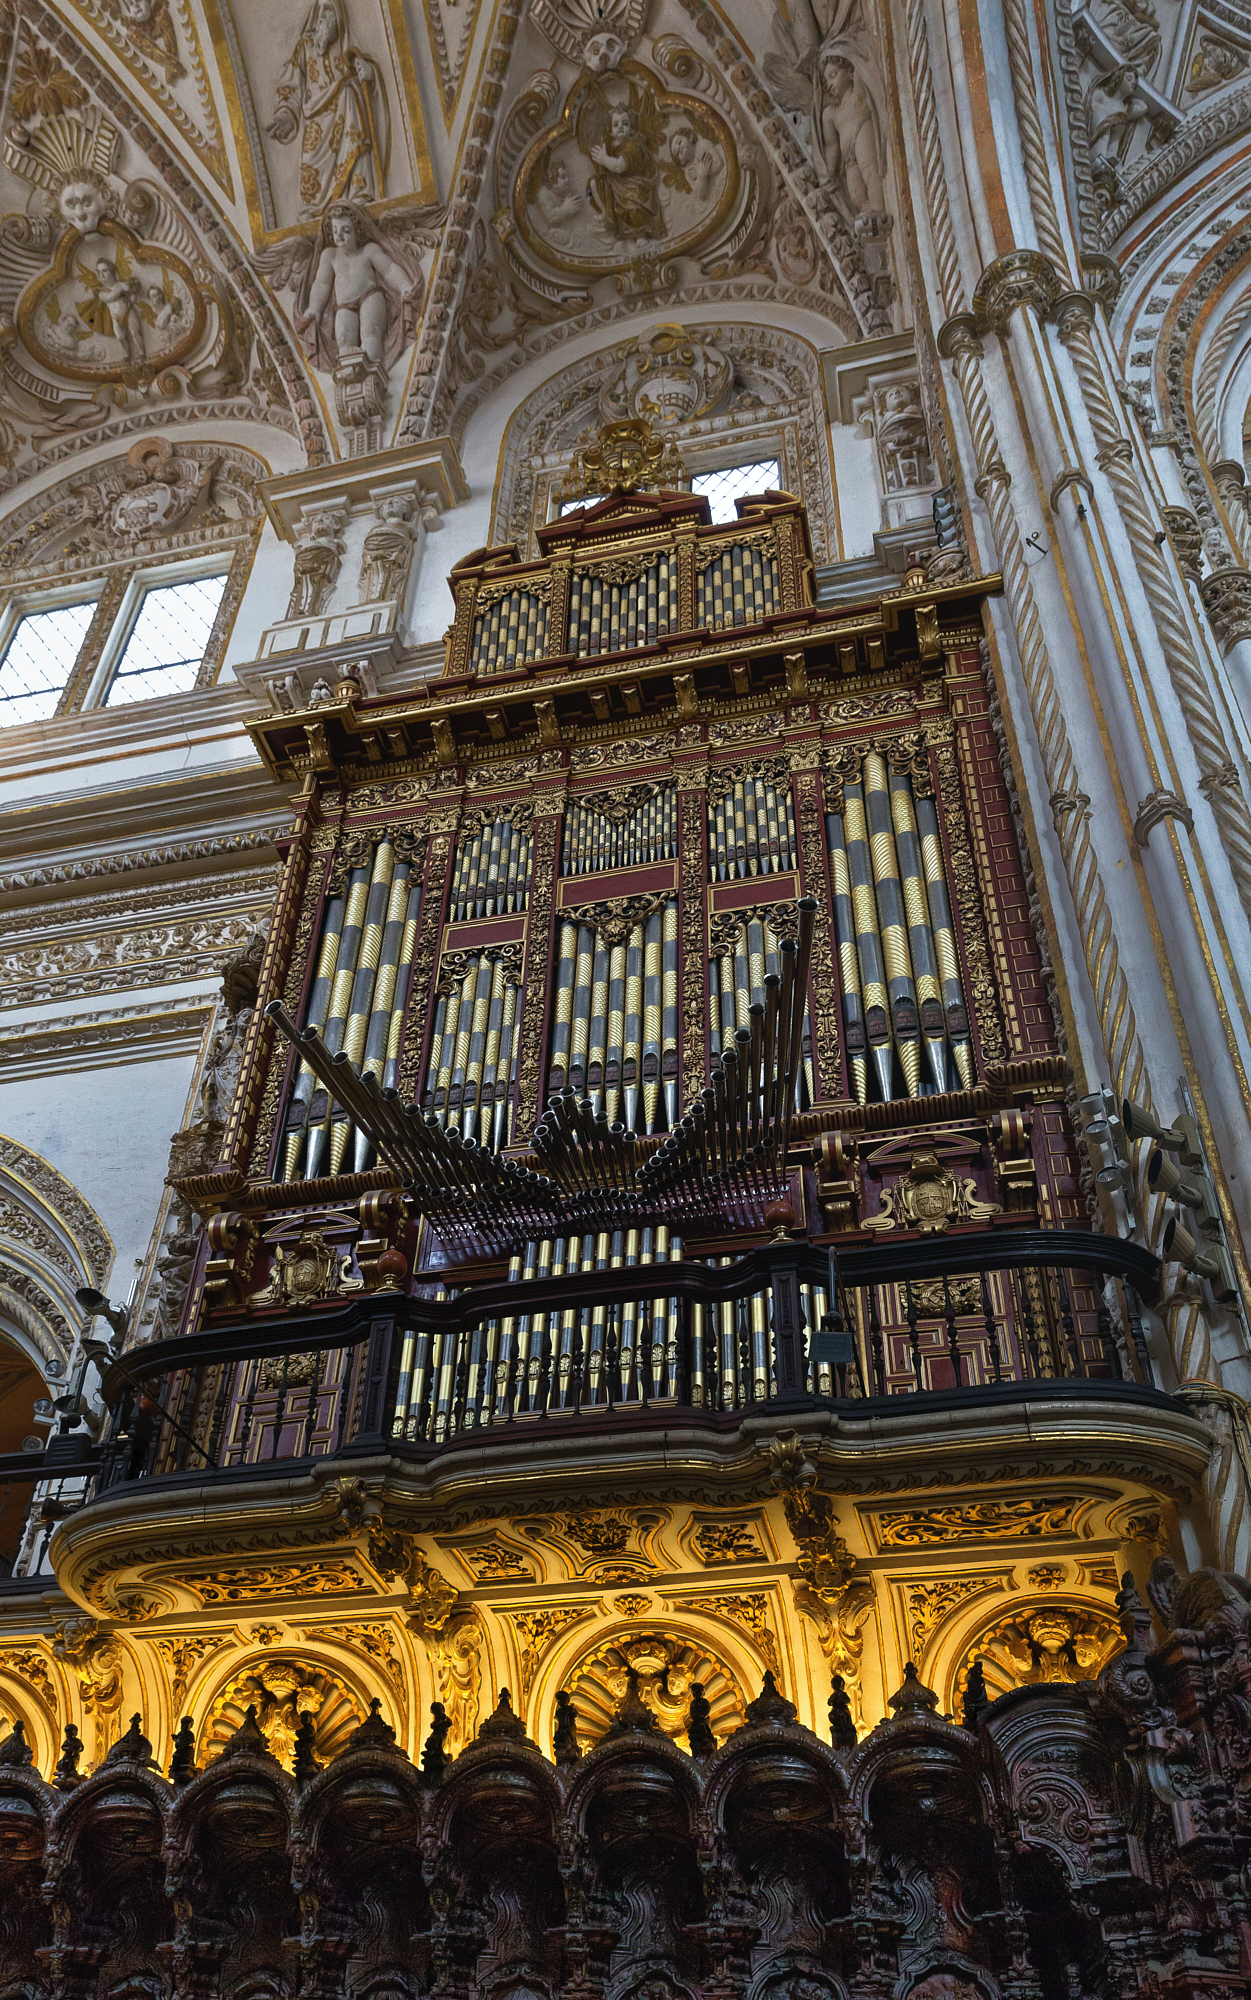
[0,0,908,470]
[0,0,1238,475]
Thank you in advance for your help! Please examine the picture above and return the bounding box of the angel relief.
[514,59,739,277]
[255,199,438,373]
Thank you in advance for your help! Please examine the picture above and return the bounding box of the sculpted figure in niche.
[294,202,422,369]
[287,507,346,619]
[268,0,390,218]
[579,87,665,241]
[764,0,887,220]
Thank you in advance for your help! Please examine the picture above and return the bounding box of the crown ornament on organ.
[555,415,685,506]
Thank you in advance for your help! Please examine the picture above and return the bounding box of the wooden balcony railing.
[59,1228,1158,1492]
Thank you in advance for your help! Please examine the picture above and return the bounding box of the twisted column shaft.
[1055,299,1251,928]
[940,319,1150,1119]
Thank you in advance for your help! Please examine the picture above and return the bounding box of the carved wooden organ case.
[171,483,1085,1415]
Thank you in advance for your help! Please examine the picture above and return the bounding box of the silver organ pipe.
[562,785,676,873]
[569,554,675,658]
[547,899,678,1133]
[449,811,531,918]
[708,763,797,880]
[824,749,973,1102]
[696,537,780,631]
[470,585,551,675]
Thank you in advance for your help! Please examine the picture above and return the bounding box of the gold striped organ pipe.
[470,587,550,674]
[460,954,496,1140]
[452,814,530,919]
[863,751,921,1098]
[281,880,347,1180]
[548,905,676,1134]
[888,765,949,1094]
[697,542,781,630]
[568,558,674,659]
[547,918,579,1093]
[916,791,975,1087]
[353,857,419,1171]
[568,922,595,1098]
[661,898,679,1128]
[492,978,519,1151]
[623,922,643,1133]
[606,939,626,1126]
[587,934,610,1115]
[642,907,663,1134]
[561,789,676,875]
[304,856,372,1180]
[825,807,868,1104]
[330,839,396,1175]
[842,775,894,1103]
[707,771,796,881]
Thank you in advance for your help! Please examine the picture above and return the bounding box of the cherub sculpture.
[255,200,442,374]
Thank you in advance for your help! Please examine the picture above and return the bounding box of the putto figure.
[296,203,422,367]
[268,0,390,219]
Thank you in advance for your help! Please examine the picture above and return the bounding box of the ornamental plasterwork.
[867,1494,1092,1550]
[62,0,232,192]
[491,320,836,561]
[565,1627,746,1750]
[897,1574,1009,1666]
[950,1600,1125,1711]
[0,1135,112,1288]
[201,1655,365,1766]
[0,909,270,1009]
[0,87,276,477]
[0,439,266,582]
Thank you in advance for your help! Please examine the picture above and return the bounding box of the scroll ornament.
[766,1432,855,1606]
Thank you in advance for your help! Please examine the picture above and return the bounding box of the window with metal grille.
[691,460,781,525]
[102,573,228,707]
[0,602,96,727]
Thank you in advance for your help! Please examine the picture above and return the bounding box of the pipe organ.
[180,446,1083,1346]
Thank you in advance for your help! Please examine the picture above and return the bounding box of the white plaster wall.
[0,1054,196,1298]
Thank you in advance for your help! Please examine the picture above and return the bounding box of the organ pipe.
[547,902,677,1134]
[470,588,550,675]
[825,752,974,1102]
[696,540,780,631]
[562,788,676,874]
[708,767,797,880]
[449,813,531,919]
[569,556,675,658]
[280,840,423,1183]
[862,751,922,1100]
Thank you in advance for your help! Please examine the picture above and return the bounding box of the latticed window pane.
[691,461,781,525]
[104,574,228,707]
[0,602,96,727]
